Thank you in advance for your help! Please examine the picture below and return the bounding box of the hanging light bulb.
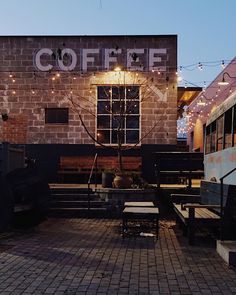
[198,62,203,71]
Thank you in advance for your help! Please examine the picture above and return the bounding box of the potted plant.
[102,169,115,188]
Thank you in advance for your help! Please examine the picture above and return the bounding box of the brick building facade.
[0,35,177,182]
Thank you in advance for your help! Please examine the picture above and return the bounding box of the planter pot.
[113,174,133,189]
[102,172,114,188]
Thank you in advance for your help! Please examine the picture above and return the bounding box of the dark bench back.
[200,180,236,219]
[59,155,142,172]
[153,152,204,172]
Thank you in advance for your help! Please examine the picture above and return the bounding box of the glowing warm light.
[177,76,182,82]
[114,66,121,72]
[218,78,229,86]
[197,99,206,106]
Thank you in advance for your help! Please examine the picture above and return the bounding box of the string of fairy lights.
[1,57,236,139]
[176,58,236,137]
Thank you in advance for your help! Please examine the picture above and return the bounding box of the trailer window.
[211,121,216,153]
[205,125,211,154]
[224,108,233,149]
[234,107,236,146]
[216,115,223,151]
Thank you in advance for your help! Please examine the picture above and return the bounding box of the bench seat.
[171,180,236,245]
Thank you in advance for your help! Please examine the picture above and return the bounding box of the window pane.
[112,86,125,100]
[224,108,232,149]
[234,107,236,146]
[126,101,139,114]
[126,130,139,143]
[112,116,125,129]
[216,116,223,151]
[211,121,216,153]
[126,86,139,99]
[45,108,68,124]
[205,125,211,154]
[126,116,139,128]
[112,101,125,113]
[97,130,110,143]
[97,101,110,114]
[112,130,124,144]
[97,116,110,128]
[98,86,111,100]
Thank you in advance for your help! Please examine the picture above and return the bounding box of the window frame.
[96,85,141,146]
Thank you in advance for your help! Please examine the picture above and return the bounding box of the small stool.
[122,206,159,240]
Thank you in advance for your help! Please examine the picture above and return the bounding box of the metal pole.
[220,178,224,241]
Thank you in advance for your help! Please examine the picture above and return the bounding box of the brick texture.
[0,36,177,145]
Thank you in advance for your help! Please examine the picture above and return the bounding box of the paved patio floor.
[0,218,236,295]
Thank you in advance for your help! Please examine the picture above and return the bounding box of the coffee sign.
[34,48,167,72]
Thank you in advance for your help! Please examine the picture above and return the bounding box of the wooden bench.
[153,152,204,188]
[58,155,142,182]
[171,180,236,245]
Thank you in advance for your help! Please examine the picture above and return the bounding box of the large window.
[97,86,140,144]
[45,108,69,124]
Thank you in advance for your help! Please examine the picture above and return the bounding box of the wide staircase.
[49,185,109,218]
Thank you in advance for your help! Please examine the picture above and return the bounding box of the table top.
[123,207,159,214]
[124,202,154,207]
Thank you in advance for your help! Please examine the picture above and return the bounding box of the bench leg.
[156,216,159,240]
[122,214,127,238]
[188,208,195,245]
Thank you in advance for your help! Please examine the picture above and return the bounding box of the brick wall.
[0,35,177,145]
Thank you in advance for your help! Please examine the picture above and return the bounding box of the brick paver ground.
[0,218,236,295]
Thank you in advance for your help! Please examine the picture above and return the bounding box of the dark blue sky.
[0,0,235,87]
